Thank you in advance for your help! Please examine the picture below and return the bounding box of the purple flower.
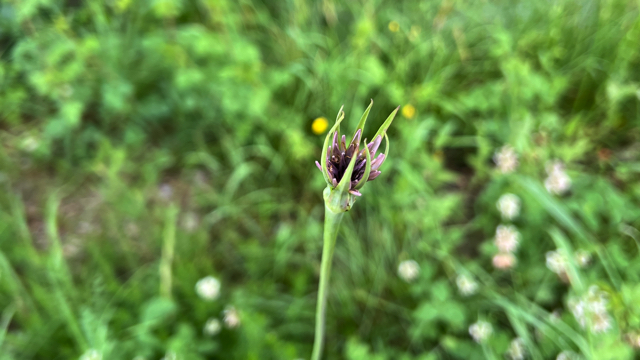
[315,101,399,199]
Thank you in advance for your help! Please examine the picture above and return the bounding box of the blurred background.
[1,0,640,359]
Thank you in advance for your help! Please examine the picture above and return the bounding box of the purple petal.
[341,135,346,151]
[368,170,381,180]
[349,189,362,196]
[371,153,386,171]
[351,129,362,146]
[315,161,323,171]
[368,135,382,157]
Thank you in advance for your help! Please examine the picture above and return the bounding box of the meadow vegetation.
[1,0,640,359]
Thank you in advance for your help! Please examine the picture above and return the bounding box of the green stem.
[311,205,344,360]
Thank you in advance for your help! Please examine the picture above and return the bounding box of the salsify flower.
[315,101,399,211]
[311,101,398,360]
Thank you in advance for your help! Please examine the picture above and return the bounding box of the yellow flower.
[401,104,416,119]
[388,21,400,33]
[311,117,329,134]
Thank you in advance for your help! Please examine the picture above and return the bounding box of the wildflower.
[203,318,221,336]
[591,311,612,333]
[494,225,520,253]
[544,160,571,195]
[574,249,591,268]
[315,101,399,209]
[388,21,400,32]
[493,145,518,174]
[506,338,526,360]
[181,212,199,233]
[312,117,329,135]
[21,136,39,152]
[625,332,640,348]
[223,306,241,328]
[469,320,492,343]
[401,104,416,119]
[496,193,520,220]
[492,252,516,269]
[455,274,478,296]
[546,249,568,275]
[161,352,178,360]
[568,286,613,333]
[398,260,420,282]
[79,349,102,360]
[556,351,580,360]
[195,276,221,301]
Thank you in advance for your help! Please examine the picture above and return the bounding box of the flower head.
[316,101,399,212]
[312,117,329,134]
[80,349,102,360]
[497,193,520,220]
[493,145,518,173]
[401,104,416,119]
[195,276,221,301]
[469,320,493,343]
[456,274,478,296]
[223,306,241,328]
[507,338,526,360]
[397,260,420,282]
[574,249,592,268]
[204,318,221,336]
[546,249,568,277]
[493,252,516,269]
[494,225,520,253]
[556,351,580,360]
[544,160,571,195]
[568,286,613,333]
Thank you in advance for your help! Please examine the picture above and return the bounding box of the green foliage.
[1,0,640,359]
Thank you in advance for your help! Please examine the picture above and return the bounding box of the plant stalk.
[311,205,345,360]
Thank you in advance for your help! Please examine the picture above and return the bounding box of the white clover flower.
[223,306,241,328]
[574,249,591,268]
[545,160,565,174]
[591,312,613,333]
[161,352,178,360]
[181,212,199,233]
[494,145,519,174]
[21,136,39,153]
[469,320,493,343]
[568,286,612,333]
[494,225,520,253]
[556,350,580,360]
[625,332,640,348]
[79,349,102,360]
[546,249,568,275]
[544,160,571,195]
[506,338,526,360]
[497,193,520,220]
[397,260,420,282]
[455,274,478,296]
[195,276,221,301]
[203,318,221,336]
[492,252,516,269]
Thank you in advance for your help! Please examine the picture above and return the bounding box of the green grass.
[1,0,640,359]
